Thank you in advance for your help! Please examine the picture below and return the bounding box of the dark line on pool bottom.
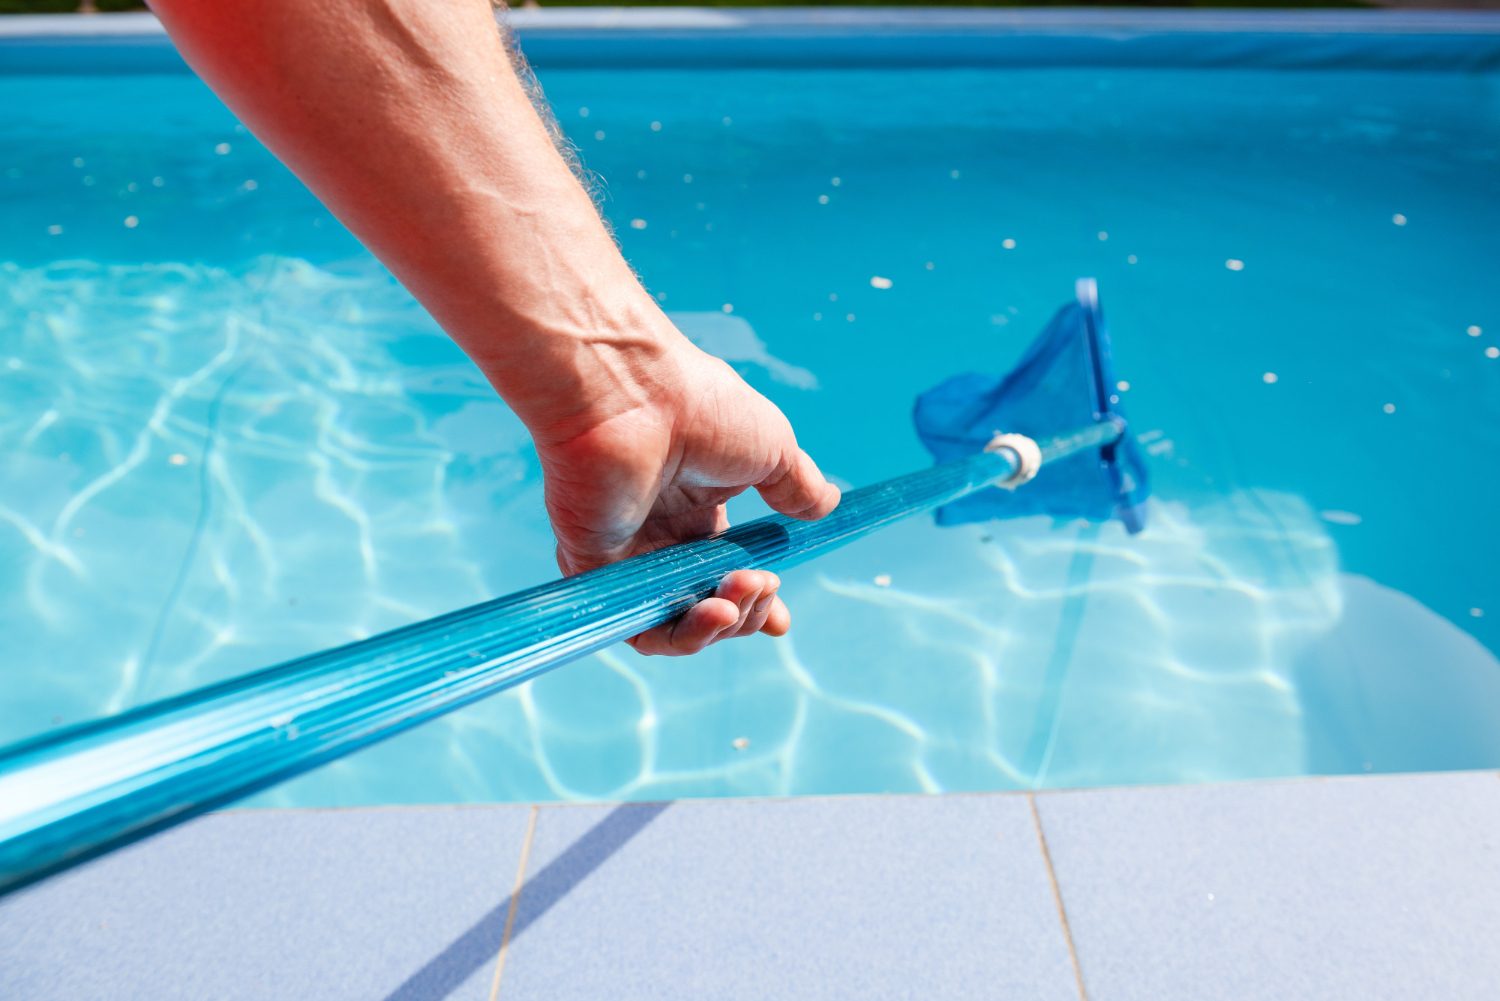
[382,801,671,1001]
[137,365,243,698]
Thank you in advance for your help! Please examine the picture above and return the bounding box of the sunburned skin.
[148,0,840,656]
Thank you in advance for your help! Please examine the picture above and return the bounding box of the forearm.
[151,0,677,441]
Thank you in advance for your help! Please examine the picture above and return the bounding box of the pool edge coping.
[5,768,1499,1000]
[2,7,1499,40]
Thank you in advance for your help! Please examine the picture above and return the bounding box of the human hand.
[527,326,840,656]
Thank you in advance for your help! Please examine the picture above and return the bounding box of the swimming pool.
[2,11,1498,807]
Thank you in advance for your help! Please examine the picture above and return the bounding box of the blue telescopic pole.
[0,420,1122,896]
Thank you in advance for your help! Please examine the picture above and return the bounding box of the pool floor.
[2,11,1499,806]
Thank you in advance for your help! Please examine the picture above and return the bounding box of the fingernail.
[753,593,774,614]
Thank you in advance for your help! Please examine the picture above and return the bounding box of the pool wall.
[2,9,1500,74]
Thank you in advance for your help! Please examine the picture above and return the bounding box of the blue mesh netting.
[912,282,1150,533]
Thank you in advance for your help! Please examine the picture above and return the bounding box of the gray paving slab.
[0,805,532,1001]
[1035,772,1500,1001]
[496,794,1079,1001]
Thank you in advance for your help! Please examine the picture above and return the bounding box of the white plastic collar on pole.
[985,432,1042,490]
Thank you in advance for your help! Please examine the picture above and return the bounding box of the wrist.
[473,284,692,446]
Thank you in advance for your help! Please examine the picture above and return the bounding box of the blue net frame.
[913,279,1150,533]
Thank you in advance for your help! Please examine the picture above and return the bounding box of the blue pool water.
[2,25,1499,805]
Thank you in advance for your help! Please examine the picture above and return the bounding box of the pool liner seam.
[489,804,538,1001]
[1027,793,1089,1001]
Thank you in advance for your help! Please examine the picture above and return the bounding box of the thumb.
[756,447,841,521]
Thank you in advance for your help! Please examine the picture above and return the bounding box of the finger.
[724,571,780,638]
[756,448,841,521]
[629,596,739,657]
[761,595,791,637]
[626,570,776,655]
[676,570,769,646]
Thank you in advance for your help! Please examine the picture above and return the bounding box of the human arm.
[148,0,840,654]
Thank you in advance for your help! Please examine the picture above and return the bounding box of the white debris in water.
[1225,259,1246,271]
[812,312,822,321]
[873,574,892,587]
[1487,347,1499,360]
[721,303,733,314]
[123,216,139,229]
[1002,238,1016,250]
[636,169,647,180]
[846,313,856,322]
[593,130,605,141]
[241,180,258,192]
[1117,380,1131,392]
[46,225,62,236]
[214,142,231,155]
[869,276,893,290]
[1320,510,1362,526]
[152,176,164,187]
[950,169,960,179]
[1127,254,1139,265]
[168,453,189,466]
[72,157,84,168]
[578,106,590,118]
[1468,325,1482,337]
[830,176,842,187]
[650,121,662,132]
[629,218,647,230]
[1392,213,1407,226]
[924,261,935,271]
[1145,437,1175,458]
[1098,230,1109,241]
[722,116,733,126]
[731,736,750,751]
[818,194,829,205]
[1472,608,1485,618]
[1263,372,1279,384]
[683,174,693,184]
[1383,403,1396,414]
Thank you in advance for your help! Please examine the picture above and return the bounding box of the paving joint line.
[488,804,539,1001]
[1028,793,1089,1001]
